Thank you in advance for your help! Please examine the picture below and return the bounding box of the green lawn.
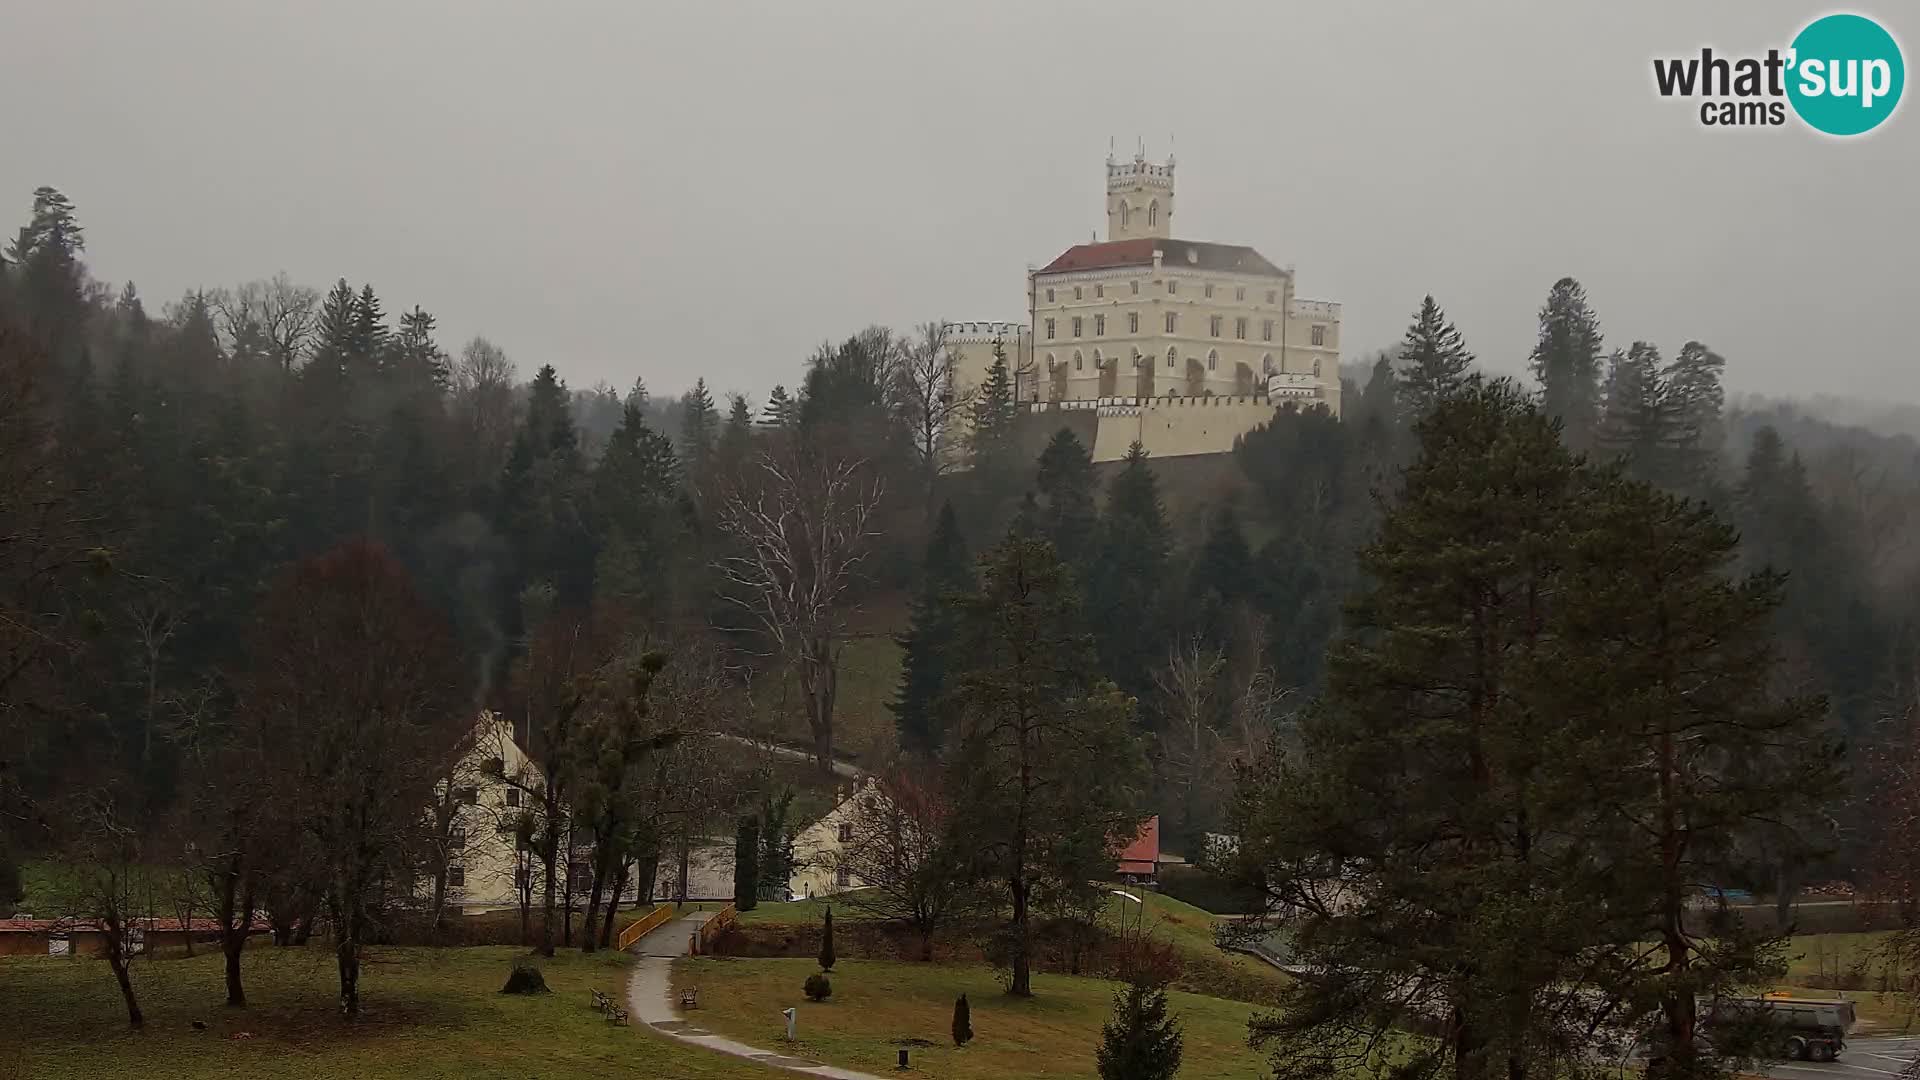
[736,888,1287,1005]
[672,955,1269,1079]
[0,945,777,1079]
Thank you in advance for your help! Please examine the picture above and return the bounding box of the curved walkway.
[625,909,883,1080]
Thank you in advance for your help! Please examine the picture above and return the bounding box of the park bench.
[679,987,699,1010]
[606,1002,628,1025]
[591,989,610,1013]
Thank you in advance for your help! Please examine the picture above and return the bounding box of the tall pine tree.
[891,501,972,756]
[1088,442,1171,700]
[1396,294,1475,421]
[1529,277,1604,450]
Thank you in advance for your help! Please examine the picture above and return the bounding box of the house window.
[1096,284,1105,299]
[1164,312,1176,333]
[1046,287,1055,303]
[448,865,466,888]
[1045,318,1056,340]
[505,788,520,808]
[450,825,467,848]
[1072,317,1083,338]
[1235,317,1247,340]
[1130,280,1139,295]
[1074,285,1083,300]
[837,823,853,843]
[1262,320,1274,342]
[1166,348,1177,369]
[1266,289,1278,304]
[1094,314,1105,337]
[1312,325,1327,347]
[835,867,851,888]
[1167,280,1176,295]
[1128,312,1139,334]
[1204,283,1215,299]
[1208,350,1218,371]
[485,756,504,776]
[1236,286,1246,301]
[457,786,477,806]
[1209,316,1222,338]
[1074,351,1083,370]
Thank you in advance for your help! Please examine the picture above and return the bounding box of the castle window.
[1128,312,1139,334]
[1045,318,1055,340]
[1131,350,1141,369]
[1120,202,1130,229]
[1262,320,1274,342]
[1312,325,1326,347]
[1164,312,1176,333]
[1094,314,1105,337]
[1096,284,1105,299]
[1130,280,1139,295]
[1166,348,1177,369]
[1313,358,1322,377]
[450,825,467,848]
[1208,350,1218,371]
[1235,317,1247,340]
[1209,315,1222,338]
[1046,288,1055,303]
[1148,201,1159,227]
[1074,285,1083,300]
[1204,283,1215,299]
[1074,350,1083,371]
[1263,353,1276,374]
[1236,286,1246,301]
[1266,289,1278,304]
[1072,317,1083,338]
[1167,280,1177,296]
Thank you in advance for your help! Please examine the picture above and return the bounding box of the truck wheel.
[1810,1042,1835,1063]
[1786,1037,1809,1061]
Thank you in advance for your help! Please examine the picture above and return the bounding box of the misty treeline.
[4,183,1919,1033]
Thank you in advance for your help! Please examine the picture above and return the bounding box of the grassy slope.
[674,956,1265,1080]
[0,946,776,1080]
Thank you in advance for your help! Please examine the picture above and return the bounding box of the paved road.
[1764,1036,1920,1080]
[715,732,865,780]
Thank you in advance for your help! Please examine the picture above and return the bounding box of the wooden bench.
[679,987,699,1010]
[606,1003,628,1025]
[591,989,610,1013]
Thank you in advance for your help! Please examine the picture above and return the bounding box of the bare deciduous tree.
[828,768,977,960]
[894,322,975,512]
[209,273,319,372]
[1155,639,1225,851]
[716,439,881,775]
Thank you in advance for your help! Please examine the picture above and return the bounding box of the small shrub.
[803,973,832,1001]
[952,993,973,1046]
[500,960,549,995]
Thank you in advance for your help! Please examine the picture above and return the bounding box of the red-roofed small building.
[1114,816,1161,883]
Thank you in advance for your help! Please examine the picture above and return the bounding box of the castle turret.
[1105,149,1174,242]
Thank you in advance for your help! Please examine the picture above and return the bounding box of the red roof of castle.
[1038,239,1286,278]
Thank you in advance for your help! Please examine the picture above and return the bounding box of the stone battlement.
[942,320,1027,344]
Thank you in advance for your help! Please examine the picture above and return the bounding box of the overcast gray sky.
[2,1,1914,403]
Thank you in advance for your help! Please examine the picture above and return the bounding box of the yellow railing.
[615,904,675,952]
[697,905,737,954]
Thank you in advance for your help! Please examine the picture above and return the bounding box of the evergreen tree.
[1230,381,1616,1080]
[952,994,974,1046]
[818,906,836,971]
[679,377,718,473]
[1035,428,1098,565]
[968,342,1022,520]
[4,186,89,363]
[734,817,760,911]
[348,283,389,382]
[1396,294,1476,422]
[761,384,798,428]
[891,501,972,756]
[1096,981,1185,1080]
[500,364,594,609]
[1088,442,1171,699]
[392,305,450,393]
[1189,504,1252,648]
[1596,341,1725,496]
[591,398,684,617]
[945,535,1145,997]
[1530,277,1605,449]
[307,278,357,392]
[717,392,754,479]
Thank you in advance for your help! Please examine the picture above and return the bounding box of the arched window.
[1046,352,1057,369]
[1207,349,1218,371]
[1119,201,1130,229]
[1131,349,1141,369]
[1092,348,1103,365]
[1166,347,1177,369]
[1074,350,1083,371]
[1148,201,1159,228]
[1313,358,1322,377]
[1262,353,1276,375]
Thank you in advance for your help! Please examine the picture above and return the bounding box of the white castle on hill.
[944,150,1341,463]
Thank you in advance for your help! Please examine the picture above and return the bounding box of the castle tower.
[1105,148,1174,242]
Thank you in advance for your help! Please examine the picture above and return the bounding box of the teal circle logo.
[1787,13,1904,135]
